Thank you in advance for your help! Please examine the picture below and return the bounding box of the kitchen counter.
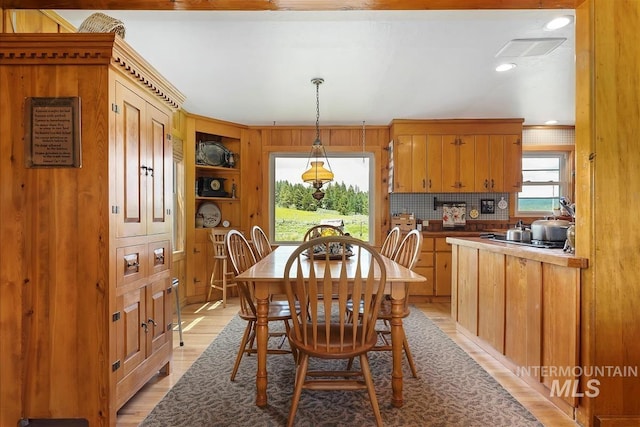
[446,236,588,269]
[448,236,586,418]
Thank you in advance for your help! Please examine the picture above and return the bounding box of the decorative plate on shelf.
[196,141,230,167]
[197,202,221,227]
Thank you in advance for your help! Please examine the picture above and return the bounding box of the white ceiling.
[56,9,576,127]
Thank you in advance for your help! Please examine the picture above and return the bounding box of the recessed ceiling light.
[545,120,558,125]
[495,63,516,72]
[544,16,573,31]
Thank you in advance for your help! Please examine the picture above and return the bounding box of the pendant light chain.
[315,80,321,143]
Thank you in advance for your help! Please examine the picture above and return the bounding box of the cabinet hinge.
[112,311,121,322]
[166,133,172,141]
[112,103,120,114]
[166,208,171,215]
[167,323,173,331]
[111,205,119,214]
[112,360,121,372]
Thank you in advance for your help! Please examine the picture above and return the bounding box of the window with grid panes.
[516,152,568,215]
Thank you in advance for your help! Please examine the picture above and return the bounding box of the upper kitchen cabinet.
[392,134,427,192]
[390,119,523,194]
[475,134,523,192]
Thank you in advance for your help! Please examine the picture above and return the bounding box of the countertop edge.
[446,237,589,269]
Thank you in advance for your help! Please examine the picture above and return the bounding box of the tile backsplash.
[390,192,510,221]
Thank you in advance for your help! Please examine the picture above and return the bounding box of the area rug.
[141,308,542,427]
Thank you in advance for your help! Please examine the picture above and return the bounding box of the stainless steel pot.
[531,219,571,241]
[506,226,532,242]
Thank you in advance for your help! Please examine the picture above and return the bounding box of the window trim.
[269,152,375,244]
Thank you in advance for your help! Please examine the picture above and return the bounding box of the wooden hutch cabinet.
[0,34,184,427]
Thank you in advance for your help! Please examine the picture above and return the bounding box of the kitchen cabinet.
[441,134,476,192]
[392,134,427,192]
[389,119,523,194]
[448,237,587,418]
[410,236,452,298]
[0,34,184,427]
[474,134,522,192]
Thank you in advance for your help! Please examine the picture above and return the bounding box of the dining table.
[234,244,427,408]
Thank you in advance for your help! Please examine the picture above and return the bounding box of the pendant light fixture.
[302,77,334,201]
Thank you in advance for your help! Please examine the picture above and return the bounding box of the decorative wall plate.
[196,141,230,167]
[197,202,221,227]
[469,208,479,219]
[498,197,508,210]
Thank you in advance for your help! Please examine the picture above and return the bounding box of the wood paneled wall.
[575,0,640,425]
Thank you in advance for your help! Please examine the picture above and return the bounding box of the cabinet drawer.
[148,240,171,277]
[422,237,435,251]
[116,244,148,287]
[415,250,434,268]
[435,237,451,252]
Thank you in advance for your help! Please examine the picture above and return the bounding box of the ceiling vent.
[495,38,566,57]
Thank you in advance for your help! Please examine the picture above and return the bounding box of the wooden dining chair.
[380,226,401,258]
[302,223,344,241]
[251,224,273,261]
[347,228,422,378]
[225,229,297,381]
[283,235,387,427]
[374,229,422,377]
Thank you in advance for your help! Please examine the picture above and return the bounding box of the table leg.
[255,291,269,407]
[390,283,405,408]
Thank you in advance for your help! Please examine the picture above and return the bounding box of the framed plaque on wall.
[24,97,82,168]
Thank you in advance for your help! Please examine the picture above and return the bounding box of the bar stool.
[207,228,237,308]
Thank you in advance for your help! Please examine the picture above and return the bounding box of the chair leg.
[207,258,220,302]
[360,354,383,427]
[231,320,254,381]
[287,353,309,427]
[403,331,418,378]
[221,259,227,308]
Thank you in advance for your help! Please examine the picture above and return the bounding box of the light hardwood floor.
[116,298,579,427]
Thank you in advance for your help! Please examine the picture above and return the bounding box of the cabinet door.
[426,135,443,192]
[146,104,171,235]
[117,287,146,382]
[441,135,459,191]
[503,134,523,191]
[115,82,147,238]
[146,277,172,355]
[410,135,427,191]
[457,135,475,192]
[488,135,505,192]
[191,242,208,298]
[394,135,413,192]
[474,135,491,191]
[114,83,171,237]
[434,238,452,296]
